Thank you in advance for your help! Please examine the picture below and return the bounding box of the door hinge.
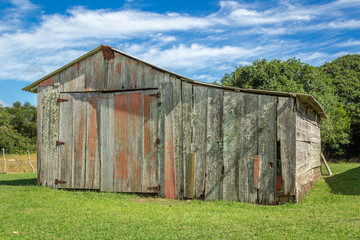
[149,92,161,98]
[57,98,69,103]
[55,179,67,184]
[147,185,160,192]
[56,141,65,146]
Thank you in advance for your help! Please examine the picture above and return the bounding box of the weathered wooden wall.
[36,47,322,204]
[295,100,322,201]
[37,86,59,188]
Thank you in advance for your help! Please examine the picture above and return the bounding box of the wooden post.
[321,152,332,176]
[10,154,25,172]
[2,148,5,173]
[27,150,35,172]
[186,153,195,199]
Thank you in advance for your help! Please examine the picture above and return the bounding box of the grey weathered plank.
[90,51,105,91]
[205,88,224,200]
[40,88,50,187]
[238,93,258,203]
[222,91,241,201]
[128,91,144,192]
[48,88,59,189]
[171,77,183,198]
[36,87,43,185]
[192,86,207,199]
[85,93,101,189]
[113,92,129,192]
[58,93,74,189]
[277,97,296,196]
[182,81,193,198]
[143,90,159,192]
[100,93,114,191]
[257,95,277,204]
[163,82,177,199]
[158,83,166,197]
[72,93,87,189]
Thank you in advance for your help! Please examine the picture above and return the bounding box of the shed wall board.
[277,97,297,196]
[295,100,322,201]
[35,48,323,204]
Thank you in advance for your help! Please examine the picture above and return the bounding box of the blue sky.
[0,0,359,106]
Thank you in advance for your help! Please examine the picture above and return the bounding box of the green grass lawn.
[0,163,359,240]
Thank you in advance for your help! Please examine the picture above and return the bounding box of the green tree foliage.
[321,55,360,155]
[0,102,37,154]
[221,57,355,157]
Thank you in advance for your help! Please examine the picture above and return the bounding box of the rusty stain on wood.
[254,156,260,189]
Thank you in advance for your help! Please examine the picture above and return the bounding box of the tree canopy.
[221,55,360,158]
[0,101,37,153]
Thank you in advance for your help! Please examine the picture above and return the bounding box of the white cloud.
[0,99,9,107]
[0,0,359,83]
[337,39,360,47]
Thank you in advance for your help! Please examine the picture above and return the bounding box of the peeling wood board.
[100,93,115,191]
[238,93,258,203]
[57,93,74,189]
[113,93,130,192]
[205,88,224,200]
[36,88,42,185]
[85,93,101,189]
[163,82,177,199]
[257,95,277,204]
[182,81,193,198]
[72,93,87,189]
[277,97,296,195]
[222,91,241,201]
[143,90,159,192]
[192,86,207,199]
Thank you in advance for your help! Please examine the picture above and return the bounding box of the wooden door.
[100,90,160,193]
[57,92,101,189]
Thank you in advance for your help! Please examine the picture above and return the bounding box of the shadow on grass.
[325,166,360,196]
[0,178,37,186]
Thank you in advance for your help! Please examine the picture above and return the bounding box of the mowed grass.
[0,163,359,239]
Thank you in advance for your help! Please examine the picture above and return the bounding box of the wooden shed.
[23,45,326,204]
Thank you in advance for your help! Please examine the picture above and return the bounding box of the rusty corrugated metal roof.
[22,45,327,118]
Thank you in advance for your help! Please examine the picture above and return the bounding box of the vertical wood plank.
[85,93,101,189]
[36,88,43,185]
[143,90,159,192]
[40,88,50,187]
[182,82,192,198]
[100,93,114,191]
[257,95,277,204]
[163,82,177,199]
[90,51,105,90]
[58,93,74,189]
[72,93,87,189]
[48,88,59,189]
[192,86,207,199]
[222,91,241,201]
[158,83,166,197]
[277,97,296,196]
[172,78,183,198]
[128,92,143,192]
[239,93,258,203]
[113,93,129,192]
[205,88,224,200]
[186,153,195,198]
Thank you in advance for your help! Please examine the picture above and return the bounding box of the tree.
[321,54,360,156]
[0,102,37,153]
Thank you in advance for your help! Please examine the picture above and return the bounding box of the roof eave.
[22,46,103,93]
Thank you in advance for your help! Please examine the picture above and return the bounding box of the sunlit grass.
[0,163,359,239]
